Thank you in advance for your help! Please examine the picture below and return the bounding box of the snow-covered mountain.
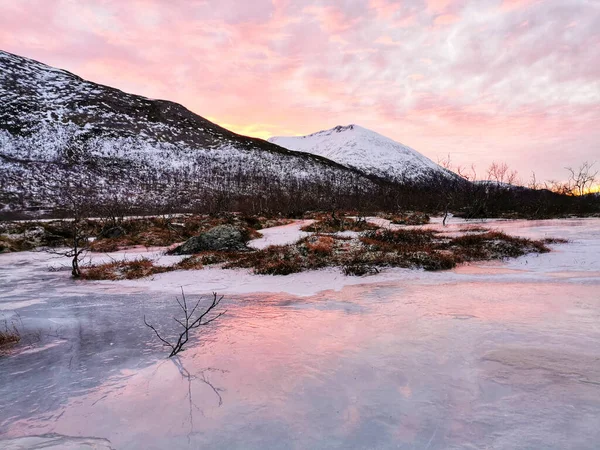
[269,125,459,183]
[0,50,378,215]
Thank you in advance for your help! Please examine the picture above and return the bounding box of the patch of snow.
[248,220,314,249]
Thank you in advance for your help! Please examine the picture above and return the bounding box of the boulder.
[170,225,248,254]
[100,226,126,239]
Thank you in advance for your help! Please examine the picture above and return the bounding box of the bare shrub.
[301,215,377,233]
[342,263,380,276]
[304,235,335,256]
[542,237,569,244]
[144,290,225,358]
[362,228,436,246]
[174,256,204,271]
[386,212,430,225]
[227,245,304,275]
[448,231,550,261]
[0,320,20,348]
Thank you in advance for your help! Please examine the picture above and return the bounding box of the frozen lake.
[1,219,599,449]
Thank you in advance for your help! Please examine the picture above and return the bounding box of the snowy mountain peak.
[304,124,366,138]
[269,125,458,183]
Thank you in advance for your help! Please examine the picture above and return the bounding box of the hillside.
[0,50,379,216]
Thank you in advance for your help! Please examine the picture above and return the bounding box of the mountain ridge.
[0,49,387,216]
[269,124,459,183]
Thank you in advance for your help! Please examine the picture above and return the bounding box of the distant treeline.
[1,157,598,221]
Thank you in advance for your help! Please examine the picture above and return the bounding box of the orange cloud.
[434,14,460,26]
[500,0,541,12]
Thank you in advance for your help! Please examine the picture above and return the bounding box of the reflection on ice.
[0,219,599,449]
[0,433,114,450]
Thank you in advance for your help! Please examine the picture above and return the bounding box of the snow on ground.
[248,219,313,249]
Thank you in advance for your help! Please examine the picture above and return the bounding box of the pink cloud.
[500,0,542,12]
[433,14,460,26]
[0,0,598,182]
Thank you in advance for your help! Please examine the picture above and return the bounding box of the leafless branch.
[144,290,226,357]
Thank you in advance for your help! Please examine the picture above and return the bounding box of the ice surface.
[0,219,599,449]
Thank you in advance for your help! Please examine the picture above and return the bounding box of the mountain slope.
[269,125,458,183]
[0,50,380,216]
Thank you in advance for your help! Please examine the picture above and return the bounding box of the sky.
[1,0,599,183]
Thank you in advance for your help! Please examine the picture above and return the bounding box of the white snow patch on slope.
[249,220,314,249]
[269,124,456,182]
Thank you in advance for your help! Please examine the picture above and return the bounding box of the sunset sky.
[1,0,598,183]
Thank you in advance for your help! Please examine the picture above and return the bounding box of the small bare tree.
[487,161,519,186]
[144,290,225,358]
[566,161,597,196]
[528,171,540,190]
[22,160,98,277]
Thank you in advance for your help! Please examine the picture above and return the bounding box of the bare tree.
[487,162,519,186]
[144,290,226,358]
[566,161,597,196]
[457,164,477,182]
[528,171,540,190]
[23,160,99,277]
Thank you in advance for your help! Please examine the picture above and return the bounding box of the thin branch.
[144,290,225,358]
[144,315,176,352]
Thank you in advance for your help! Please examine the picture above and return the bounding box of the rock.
[100,226,126,239]
[170,225,249,255]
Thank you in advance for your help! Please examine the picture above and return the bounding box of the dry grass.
[304,235,335,255]
[173,251,234,270]
[80,226,558,279]
[36,214,565,279]
[342,263,380,276]
[362,228,437,247]
[384,212,431,225]
[446,231,550,261]
[0,235,37,253]
[0,214,276,254]
[226,245,304,275]
[542,237,570,244]
[0,322,20,348]
[173,256,204,271]
[223,226,557,276]
[87,215,267,252]
[301,216,378,233]
[82,257,172,280]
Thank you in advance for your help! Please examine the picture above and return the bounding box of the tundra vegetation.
[0,321,20,349]
[0,209,565,280]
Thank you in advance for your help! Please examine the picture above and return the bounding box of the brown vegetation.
[227,227,554,276]
[384,212,431,225]
[301,214,378,233]
[77,223,561,279]
[0,213,276,255]
[0,322,20,348]
[81,257,172,280]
